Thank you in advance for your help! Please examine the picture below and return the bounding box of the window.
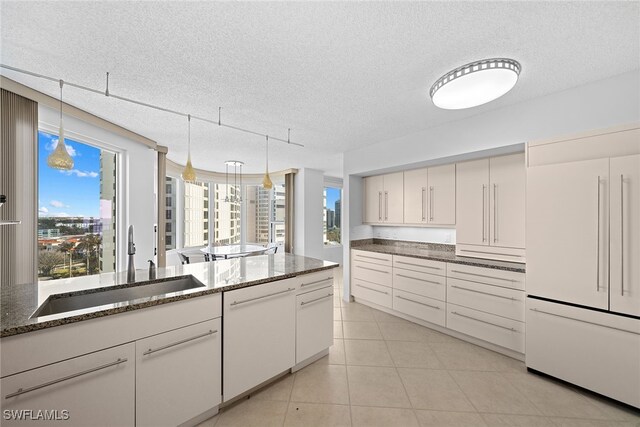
[245,183,285,245]
[324,187,341,245]
[37,131,117,280]
[164,177,176,250]
[211,183,241,246]
[183,181,209,247]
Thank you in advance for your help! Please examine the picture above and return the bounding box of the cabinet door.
[296,286,334,363]
[383,172,404,223]
[136,319,221,427]
[1,343,134,427]
[610,154,640,316]
[490,153,526,249]
[403,168,428,224]
[364,175,384,223]
[223,279,296,400]
[527,158,609,309]
[456,159,489,246]
[428,163,456,225]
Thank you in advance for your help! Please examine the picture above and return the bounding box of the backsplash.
[371,226,456,245]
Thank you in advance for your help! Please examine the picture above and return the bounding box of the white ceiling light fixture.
[224,160,244,203]
[430,58,521,110]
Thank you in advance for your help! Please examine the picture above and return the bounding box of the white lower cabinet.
[296,285,334,364]
[1,343,135,427]
[527,298,640,408]
[223,278,297,401]
[447,278,525,322]
[352,278,392,308]
[393,289,445,326]
[446,304,525,353]
[136,319,222,427]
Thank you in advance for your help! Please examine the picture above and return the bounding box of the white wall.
[372,226,455,244]
[293,168,324,260]
[40,105,157,271]
[342,70,640,297]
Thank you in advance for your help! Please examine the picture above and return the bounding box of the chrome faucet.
[148,259,156,280]
[127,225,136,283]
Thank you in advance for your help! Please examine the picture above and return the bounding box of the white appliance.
[525,124,640,409]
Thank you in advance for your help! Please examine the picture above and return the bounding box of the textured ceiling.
[1,1,638,176]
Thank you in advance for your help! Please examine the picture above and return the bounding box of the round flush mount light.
[430,58,521,110]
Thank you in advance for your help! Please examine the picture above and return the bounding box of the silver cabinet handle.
[144,330,216,356]
[596,176,601,292]
[530,308,640,335]
[395,260,442,270]
[355,254,390,262]
[5,358,128,399]
[450,269,515,282]
[450,284,516,301]
[621,174,625,296]
[300,293,334,306]
[378,191,382,221]
[493,183,498,243]
[451,311,516,332]
[421,187,426,221]
[230,287,295,307]
[482,185,486,242]
[395,273,441,285]
[356,284,388,295]
[384,191,389,220]
[429,186,434,221]
[395,294,440,310]
[301,277,332,287]
[356,265,389,274]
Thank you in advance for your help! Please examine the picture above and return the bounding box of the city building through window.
[37,131,117,281]
[324,187,341,245]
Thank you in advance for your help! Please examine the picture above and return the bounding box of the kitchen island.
[1,253,338,427]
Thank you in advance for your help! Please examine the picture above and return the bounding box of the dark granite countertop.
[351,239,525,273]
[1,253,338,338]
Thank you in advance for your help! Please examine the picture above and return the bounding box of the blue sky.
[325,187,341,212]
[38,131,102,218]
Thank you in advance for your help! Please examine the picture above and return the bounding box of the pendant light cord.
[59,80,64,123]
[187,114,191,159]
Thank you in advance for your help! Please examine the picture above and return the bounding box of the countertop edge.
[351,246,525,273]
[1,264,339,339]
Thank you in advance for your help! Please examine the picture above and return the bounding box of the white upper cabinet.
[609,154,640,316]
[456,153,526,262]
[456,158,490,246]
[364,172,403,224]
[404,164,456,226]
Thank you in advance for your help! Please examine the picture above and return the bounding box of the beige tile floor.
[199,269,640,427]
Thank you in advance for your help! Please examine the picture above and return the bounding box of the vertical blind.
[0,89,38,286]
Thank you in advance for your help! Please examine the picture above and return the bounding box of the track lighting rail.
[0,63,303,147]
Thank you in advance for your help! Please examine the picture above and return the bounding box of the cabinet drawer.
[527,298,640,408]
[447,303,525,353]
[298,271,335,294]
[393,255,446,276]
[447,263,525,291]
[352,260,393,286]
[1,343,135,427]
[393,289,445,327]
[297,285,334,363]
[447,278,525,322]
[351,250,392,267]
[393,268,446,301]
[136,319,221,427]
[352,279,392,308]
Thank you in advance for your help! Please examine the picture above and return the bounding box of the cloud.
[60,169,98,178]
[46,139,78,157]
[49,200,67,208]
[38,207,49,215]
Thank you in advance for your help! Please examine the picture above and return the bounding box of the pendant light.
[224,160,244,203]
[262,135,273,190]
[181,114,197,182]
[430,58,521,109]
[47,80,74,170]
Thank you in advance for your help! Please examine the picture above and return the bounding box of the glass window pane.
[324,187,341,245]
[164,177,177,250]
[183,181,209,247]
[37,130,117,281]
